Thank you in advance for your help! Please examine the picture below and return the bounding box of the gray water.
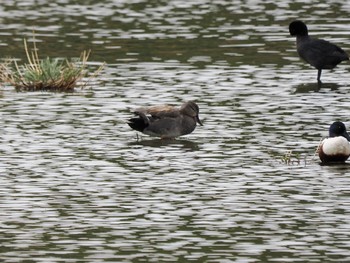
[1,0,350,262]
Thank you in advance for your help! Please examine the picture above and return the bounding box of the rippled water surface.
[1,0,350,262]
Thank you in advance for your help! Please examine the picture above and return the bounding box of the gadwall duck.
[318,121,350,163]
[128,101,203,139]
[289,20,349,83]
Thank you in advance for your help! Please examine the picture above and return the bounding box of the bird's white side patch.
[322,137,350,156]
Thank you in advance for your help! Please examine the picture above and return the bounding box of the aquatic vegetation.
[269,150,313,166]
[0,39,104,92]
[280,150,298,165]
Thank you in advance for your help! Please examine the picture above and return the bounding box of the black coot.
[289,20,349,83]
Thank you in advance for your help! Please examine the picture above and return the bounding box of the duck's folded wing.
[135,105,180,118]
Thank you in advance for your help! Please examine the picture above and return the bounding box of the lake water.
[1,0,350,262]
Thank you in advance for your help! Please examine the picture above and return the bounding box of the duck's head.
[329,121,350,141]
[181,101,203,126]
[289,20,308,37]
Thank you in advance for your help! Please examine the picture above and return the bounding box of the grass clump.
[0,39,104,92]
[281,150,302,165]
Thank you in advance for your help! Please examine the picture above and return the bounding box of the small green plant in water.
[0,39,104,92]
[281,150,303,165]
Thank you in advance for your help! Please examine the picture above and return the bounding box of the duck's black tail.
[128,111,150,132]
[128,117,148,132]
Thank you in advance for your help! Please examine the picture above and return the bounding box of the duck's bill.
[343,131,350,141]
[196,116,203,126]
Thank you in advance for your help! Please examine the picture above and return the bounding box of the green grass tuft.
[0,38,104,92]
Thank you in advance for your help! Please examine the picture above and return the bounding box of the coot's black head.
[329,121,350,141]
[289,20,308,36]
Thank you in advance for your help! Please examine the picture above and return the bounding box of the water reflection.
[293,82,340,93]
[319,162,350,168]
[127,137,200,150]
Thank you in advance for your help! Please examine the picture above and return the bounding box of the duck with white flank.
[318,122,350,163]
[128,101,202,139]
[289,20,349,83]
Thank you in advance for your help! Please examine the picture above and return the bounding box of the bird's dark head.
[181,101,203,126]
[329,121,350,141]
[289,20,308,36]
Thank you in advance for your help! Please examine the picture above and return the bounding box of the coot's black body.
[289,20,349,82]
